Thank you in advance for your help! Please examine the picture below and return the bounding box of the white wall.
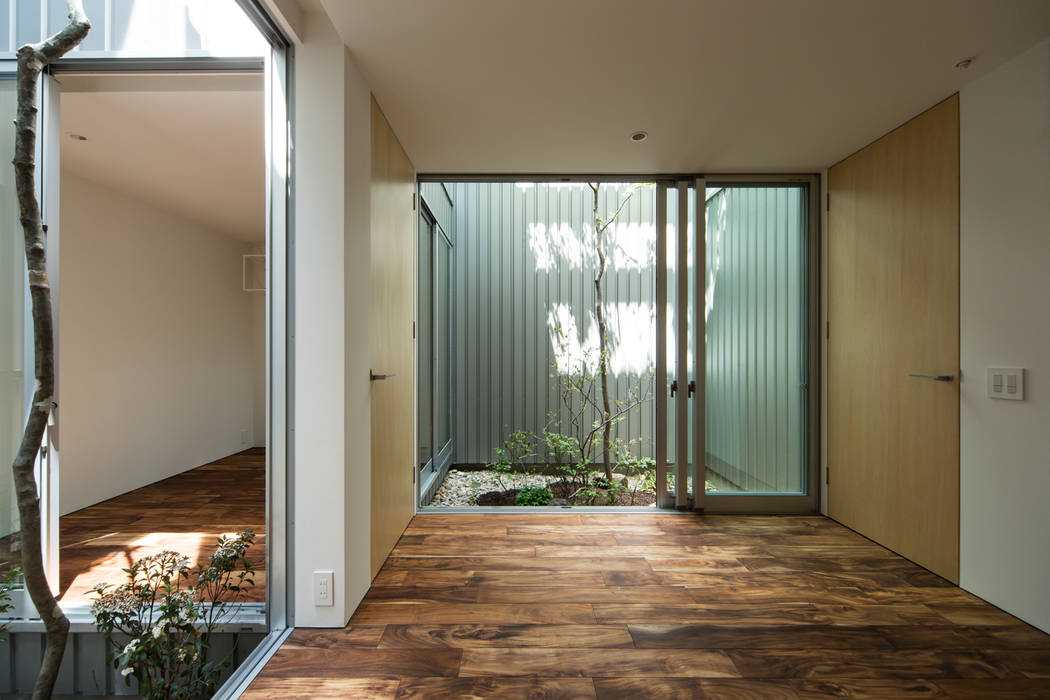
[58,174,257,515]
[959,37,1050,633]
[291,7,372,627]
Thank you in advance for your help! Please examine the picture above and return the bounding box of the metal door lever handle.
[907,373,954,382]
[370,371,396,381]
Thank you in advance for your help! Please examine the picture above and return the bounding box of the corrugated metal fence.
[0,627,265,696]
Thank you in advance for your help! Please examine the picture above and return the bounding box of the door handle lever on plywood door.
[370,371,396,381]
[907,373,954,382]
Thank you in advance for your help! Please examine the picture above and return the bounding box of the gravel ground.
[428,469,660,507]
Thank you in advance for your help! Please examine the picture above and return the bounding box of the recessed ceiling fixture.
[630,130,648,143]
[954,57,975,70]
[67,132,88,141]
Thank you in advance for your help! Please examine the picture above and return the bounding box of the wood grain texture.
[0,448,265,603]
[370,97,417,577]
[243,513,1050,699]
[828,94,961,582]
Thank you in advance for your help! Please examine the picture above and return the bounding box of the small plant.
[91,530,256,699]
[0,568,21,640]
[515,485,552,506]
[486,429,535,489]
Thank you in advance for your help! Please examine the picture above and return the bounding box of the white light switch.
[988,367,1024,400]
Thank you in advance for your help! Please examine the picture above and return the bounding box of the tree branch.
[12,2,90,699]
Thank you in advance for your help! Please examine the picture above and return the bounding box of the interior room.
[2,1,1049,697]
[244,1,1050,697]
[53,72,267,603]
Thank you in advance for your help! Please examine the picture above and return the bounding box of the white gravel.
[427,469,668,507]
[428,470,557,507]
[428,469,723,507]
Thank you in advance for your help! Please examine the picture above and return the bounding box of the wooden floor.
[55,448,265,602]
[243,513,1050,699]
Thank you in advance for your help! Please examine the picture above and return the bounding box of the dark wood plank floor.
[243,513,1050,699]
[54,448,265,602]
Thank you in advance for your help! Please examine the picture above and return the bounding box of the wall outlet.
[988,367,1025,401]
[313,570,334,607]
[240,429,250,446]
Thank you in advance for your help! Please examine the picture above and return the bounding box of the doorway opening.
[50,71,267,604]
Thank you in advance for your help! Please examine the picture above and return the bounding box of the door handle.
[370,371,396,381]
[907,373,954,382]
[670,379,678,397]
[687,380,696,398]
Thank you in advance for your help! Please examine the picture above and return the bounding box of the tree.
[12,3,90,697]
[587,182,642,481]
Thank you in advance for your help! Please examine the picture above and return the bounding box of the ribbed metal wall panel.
[0,628,265,696]
[704,186,807,492]
[449,182,657,465]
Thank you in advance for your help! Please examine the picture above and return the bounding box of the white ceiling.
[60,73,265,242]
[321,0,1050,174]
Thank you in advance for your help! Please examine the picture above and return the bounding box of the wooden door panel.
[828,95,959,582]
[370,97,416,577]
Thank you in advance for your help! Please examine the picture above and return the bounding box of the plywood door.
[370,97,416,577]
[828,95,960,582]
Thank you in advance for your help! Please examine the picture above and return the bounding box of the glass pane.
[705,185,807,494]
[686,185,696,498]
[417,213,433,470]
[19,0,271,58]
[665,185,677,500]
[435,237,451,450]
[15,0,40,50]
[0,79,22,577]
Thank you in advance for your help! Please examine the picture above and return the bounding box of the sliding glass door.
[417,202,453,504]
[657,177,818,512]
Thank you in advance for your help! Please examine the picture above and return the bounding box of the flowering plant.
[91,530,256,699]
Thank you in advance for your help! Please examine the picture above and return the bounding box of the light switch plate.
[988,367,1024,400]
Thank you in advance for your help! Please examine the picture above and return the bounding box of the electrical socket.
[240,429,250,446]
[313,570,334,607]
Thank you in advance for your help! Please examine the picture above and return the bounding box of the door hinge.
[412,321,416,339]
[412,192,417,211]
[826,192,830,212]
[826,321,830,340]
[826,466,830,485]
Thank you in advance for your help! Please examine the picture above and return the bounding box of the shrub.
[486,430,535,489]
[0,568,19,640]
[515,485,552,506]
[91,530,256,699]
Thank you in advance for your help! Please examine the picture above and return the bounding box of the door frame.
[694,174,821,514]
[417,173,821,514]
[416,198,455,506]
[37,49,293,632]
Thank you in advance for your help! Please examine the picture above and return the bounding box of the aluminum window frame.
[0,4,296,692]
[417,173,821,515]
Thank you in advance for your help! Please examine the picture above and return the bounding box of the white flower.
[152,623,164,639]
[121,667,133,677]
[122,639,139,654]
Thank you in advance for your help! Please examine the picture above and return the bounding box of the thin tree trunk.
[12,3,90,698]
[591,185,613,481]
